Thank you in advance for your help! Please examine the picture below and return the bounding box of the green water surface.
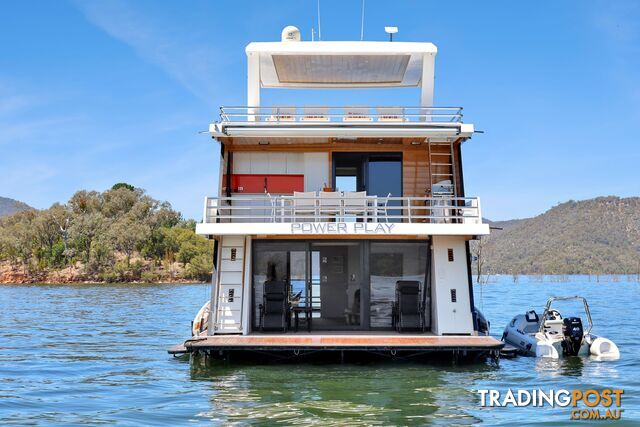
[1,278,638,425]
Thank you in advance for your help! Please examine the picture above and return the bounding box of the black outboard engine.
[562,317,584,356]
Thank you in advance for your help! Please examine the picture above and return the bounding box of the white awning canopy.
[245,41,438,107]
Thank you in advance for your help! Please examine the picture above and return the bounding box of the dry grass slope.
[476,196,640,275]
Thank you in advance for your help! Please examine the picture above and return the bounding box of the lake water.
[1,277,638,425]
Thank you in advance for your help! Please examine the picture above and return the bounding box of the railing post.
[203,196,209,223]
[476,197,482,225]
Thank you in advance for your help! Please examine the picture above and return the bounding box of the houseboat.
[170,27,503,362]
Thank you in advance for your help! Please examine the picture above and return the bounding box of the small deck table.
[291,306,313,332]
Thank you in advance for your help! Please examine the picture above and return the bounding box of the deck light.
[385,26,398,42]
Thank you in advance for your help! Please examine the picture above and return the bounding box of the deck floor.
[173,332,503,354]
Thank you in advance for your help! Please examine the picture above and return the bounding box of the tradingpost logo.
[478,388,624,420]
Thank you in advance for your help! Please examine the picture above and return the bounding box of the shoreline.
[0,260,210,285]
[0,268,207,285]
[2,272,638,286]
[0,281,207,285]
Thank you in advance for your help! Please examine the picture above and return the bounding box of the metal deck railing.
[217,106,463,124]
[201,195,482,224]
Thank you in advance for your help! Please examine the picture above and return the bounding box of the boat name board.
[291,222,396,234]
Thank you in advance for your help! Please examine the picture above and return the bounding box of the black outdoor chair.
[259,280,288,332]
[392,280,424,332]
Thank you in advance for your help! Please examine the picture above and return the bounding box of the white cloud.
[74,0,223,104]
[0,86,88,146]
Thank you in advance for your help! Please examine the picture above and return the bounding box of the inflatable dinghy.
[502,296,619,359]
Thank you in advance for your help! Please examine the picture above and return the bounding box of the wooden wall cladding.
[403,150,430,197]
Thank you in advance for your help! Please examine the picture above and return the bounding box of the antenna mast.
[360,0,365,40]
[317,0,322,40]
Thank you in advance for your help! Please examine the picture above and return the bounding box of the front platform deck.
[169,333,504,362]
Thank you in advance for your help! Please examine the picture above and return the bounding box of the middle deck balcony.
[197,193,488,237]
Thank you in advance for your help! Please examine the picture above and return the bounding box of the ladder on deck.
[427,142,457,223]
[427,141,457,197]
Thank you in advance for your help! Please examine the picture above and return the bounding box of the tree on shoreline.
[0,185,212,282]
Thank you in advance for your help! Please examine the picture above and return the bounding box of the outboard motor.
[562,317,584,356]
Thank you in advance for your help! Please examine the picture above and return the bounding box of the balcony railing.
[217,106,463,124]
[202,195,482,225]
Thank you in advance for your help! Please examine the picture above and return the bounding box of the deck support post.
[420,53,435,120]
[247,52,260,121]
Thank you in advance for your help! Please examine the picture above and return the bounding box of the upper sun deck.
[209,38,474,143]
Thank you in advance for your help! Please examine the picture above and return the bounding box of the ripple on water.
[0,279,638,425]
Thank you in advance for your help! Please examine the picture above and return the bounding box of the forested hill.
[0,197,32,217]
[476,196,640,275]
[0,184,212,283]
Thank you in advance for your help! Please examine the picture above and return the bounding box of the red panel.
[222,174,304,194]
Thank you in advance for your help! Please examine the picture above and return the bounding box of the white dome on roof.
[281,26,301,42]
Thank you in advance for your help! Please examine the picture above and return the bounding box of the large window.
[252,241,363,331]
[333,152,402,197]
[252,240,430,331]
[251,241,306,329]
[369,242,429,328]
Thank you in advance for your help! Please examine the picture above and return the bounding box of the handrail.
[539,296,593,335]
[202,195,481,224]
[217,106,464,124]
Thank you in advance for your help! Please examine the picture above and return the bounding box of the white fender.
[535,341,559,358]
[192,301,210,337]
[590,337,620,359]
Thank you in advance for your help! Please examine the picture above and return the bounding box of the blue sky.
[0,0,638,220]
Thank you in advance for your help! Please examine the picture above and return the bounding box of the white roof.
[245,41,437,89]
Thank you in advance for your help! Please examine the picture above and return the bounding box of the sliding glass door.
[252,239,430,332]
[369,242,430,329]
[333,152,403,221]
[310,242,362,330]
[251,241,306,330]
[252,240,364,331]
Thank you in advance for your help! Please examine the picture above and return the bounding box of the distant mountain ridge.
[476,196,640,275]
[0,197,33,217]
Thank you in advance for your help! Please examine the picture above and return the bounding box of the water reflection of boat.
[187,356,484,425]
